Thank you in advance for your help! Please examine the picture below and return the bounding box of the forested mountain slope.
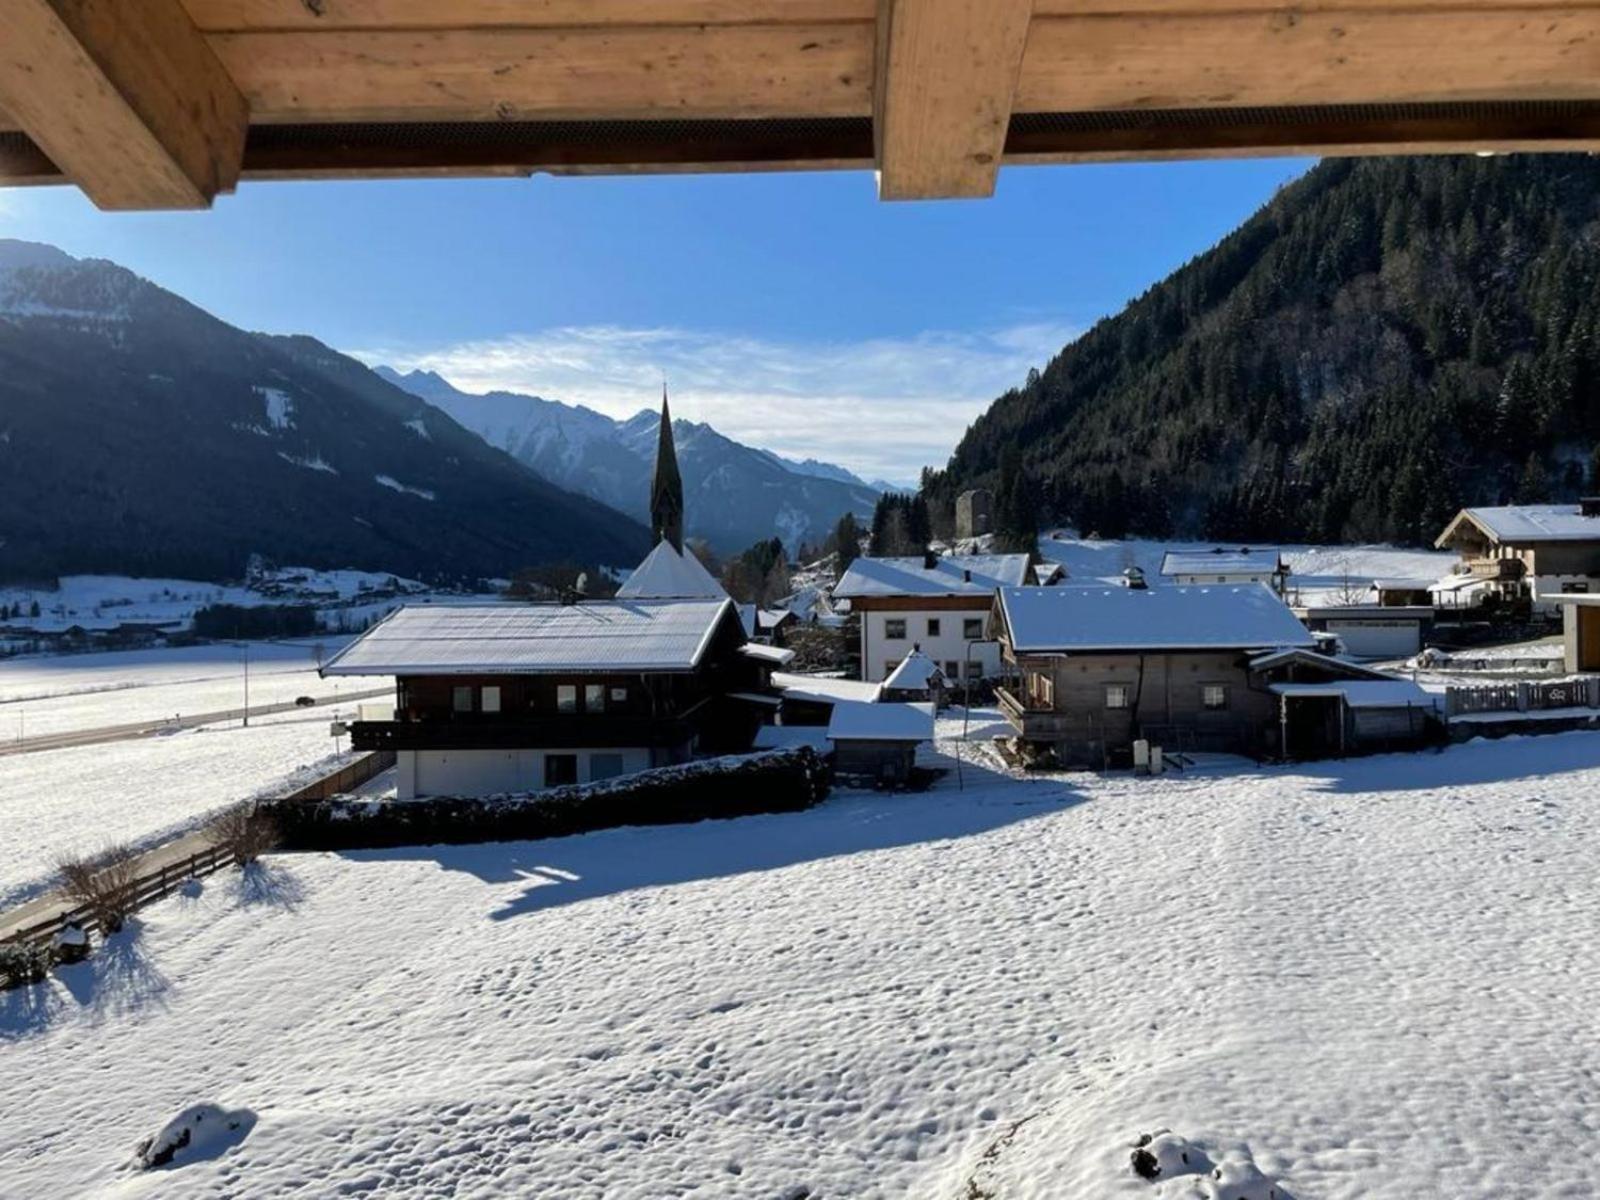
[926,156,1600,546]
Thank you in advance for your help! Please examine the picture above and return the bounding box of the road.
[0,687,393,758]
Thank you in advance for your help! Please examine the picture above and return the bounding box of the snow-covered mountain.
[376,367,881,553]
[0,240,649,584]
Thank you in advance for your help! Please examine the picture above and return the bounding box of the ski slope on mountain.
[3,726,1596,1198]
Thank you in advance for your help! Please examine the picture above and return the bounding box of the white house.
[1160,547,1288,593]
[832,552,1032,684]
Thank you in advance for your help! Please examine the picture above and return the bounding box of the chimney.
[962,568,972,583]
[1581,496,1600,518]
[923,549,938,570]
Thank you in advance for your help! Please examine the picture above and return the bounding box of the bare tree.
[55,846,142,934]
[206,803,279,865]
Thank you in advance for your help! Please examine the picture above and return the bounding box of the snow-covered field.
[4,720,1598,1198]
[0,641,371,741]
[0,709,357,909]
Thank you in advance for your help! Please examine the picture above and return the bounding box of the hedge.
[260,747,831,851]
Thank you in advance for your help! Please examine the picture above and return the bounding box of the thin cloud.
[352,322,1078,482]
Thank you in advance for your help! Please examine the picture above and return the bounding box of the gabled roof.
[321,599,737,676]
[884,649,943,691]
[1160,547,1285,576]
[1247,647,1396,681]
[772,672,882,705]
[740,642,796,666]
[995,583,1314,654]
[827,700,935,742]
[1436,504,1600,547]
[616,540,728,600]
[833,553,1031,599]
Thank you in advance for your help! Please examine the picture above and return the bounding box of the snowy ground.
[3,717,1598,1198]
[0,641,376,741]
[0,708,359,909]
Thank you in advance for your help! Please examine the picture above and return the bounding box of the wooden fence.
[281,750,396,801]
[1446,678,1600,717]
[2,843,238,949]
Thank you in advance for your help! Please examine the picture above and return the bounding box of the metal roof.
[321,599,737,676]
[997,583,1315,654]
[834,554,1031,599]
[1160,547,1285,576]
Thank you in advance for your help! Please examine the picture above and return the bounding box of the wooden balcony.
[996,686,1080,741]
[1460,558,1525,581]
[351,717,693,753]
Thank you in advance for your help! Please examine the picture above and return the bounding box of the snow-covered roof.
[1269,680,1436,709]
[321,599,736,675]
[772,672,882,704]
[1440,504,1600,546]
[617,540,728,600]
[833,554,1031,599]
[884,649,942,691]
[1160,548,1285,576]
[826,700,935,742]
[1246,647,1394,680]
[740,642,796,666]
[997,583,1314,654]
[752,725,832,751]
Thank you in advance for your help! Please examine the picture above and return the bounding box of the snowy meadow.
[3,721,1597,1198]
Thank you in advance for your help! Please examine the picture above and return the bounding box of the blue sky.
[0,159,1309,481]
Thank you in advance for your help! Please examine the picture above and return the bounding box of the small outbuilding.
[826,700,935,788]
[881,647,945,704]
[1268,679,1439,759]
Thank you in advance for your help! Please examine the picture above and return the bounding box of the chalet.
[833,551,1032,684]
[1555,594,1600,674]
[990,582,1319,764]
[1160,547,1289,594]
[1434,499,1600,612]
[322,598,772,800]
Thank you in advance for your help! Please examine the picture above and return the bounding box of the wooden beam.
[1017,9,1600,113]
[874,0,1034,199]
[0,0,246,209]
[183,0,875,31]
[209,25,873,122]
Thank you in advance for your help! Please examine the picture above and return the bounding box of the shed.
[826,701,935,788]
[1269,679,1439,759]
[881,648,944,703]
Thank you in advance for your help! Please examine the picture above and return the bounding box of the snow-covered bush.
[0,942,52,990]
[134,1102,256,1170]
[1129,1130,1286,1199]
[54,845,141,934]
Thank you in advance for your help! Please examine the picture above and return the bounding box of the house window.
[452,685,473,713]
[885,659,901,678]
[945,660,961,680]
[589,753,625,781]
[1105,684,1131,710]
[927,617,941,637]
[481,685,502,714]
[556,684,577,713]
[966,660,982,680]
[1562,582,1591,594]
[610,686,628,702]
[885,618,907,640]
[544,754,578,787]
[584,683,606,711]
[1201,684,1229,711]
[1029,671,1054,708]
[963,618,984,640]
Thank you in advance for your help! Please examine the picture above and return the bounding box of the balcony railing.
[351,717,693,752]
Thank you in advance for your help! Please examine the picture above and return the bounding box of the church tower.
[649,385,685,552]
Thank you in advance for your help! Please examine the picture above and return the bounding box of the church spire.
[649,383,684,552]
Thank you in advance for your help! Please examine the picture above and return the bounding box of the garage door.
[1326,619,1421,660]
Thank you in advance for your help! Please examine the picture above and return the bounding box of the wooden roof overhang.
[6,1,1600,211]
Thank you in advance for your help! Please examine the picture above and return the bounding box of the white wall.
[859,609,1001,683]
[1532,575,1597,615]
[1170,571,1276,587]
[398,747,654,801]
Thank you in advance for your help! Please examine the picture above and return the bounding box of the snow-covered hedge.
[261,747,831,851]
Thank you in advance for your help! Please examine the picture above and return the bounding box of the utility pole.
[242,642,251,728]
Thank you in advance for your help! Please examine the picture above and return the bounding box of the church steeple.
[649,384,684,552]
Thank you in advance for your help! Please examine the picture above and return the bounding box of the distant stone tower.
[955,488,993,539]
[650,385,685,552]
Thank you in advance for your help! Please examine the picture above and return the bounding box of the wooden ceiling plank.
[874,0,1034,200]
[1018,9,1600,113]
[0,0,246,209]
[184,0,875,33]
[1034,0,1600,12]
[210,25,873,121]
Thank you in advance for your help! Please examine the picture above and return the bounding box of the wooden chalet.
[322,597,775,799]
[1434,499,1600,613]
[11,2,1600,212]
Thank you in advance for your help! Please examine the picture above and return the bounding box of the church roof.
[616,540,728,600]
